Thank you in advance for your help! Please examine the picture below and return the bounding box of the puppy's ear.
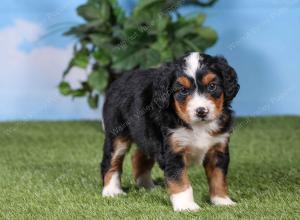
[152,67,175,110]
[214,56,240,102]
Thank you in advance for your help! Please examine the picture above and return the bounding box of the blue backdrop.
[0,0,299,121]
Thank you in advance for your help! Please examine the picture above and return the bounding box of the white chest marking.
[170,122,229,164]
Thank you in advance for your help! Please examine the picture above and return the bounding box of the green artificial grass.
[0,117,300,219]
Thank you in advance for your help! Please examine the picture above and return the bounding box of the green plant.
[59,0,218,108]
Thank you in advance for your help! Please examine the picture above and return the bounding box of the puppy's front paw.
[211,196,236,206]
[102,172,125,198]
[102,186,126,198]
[173,201,200,212]
[170,186,200,212]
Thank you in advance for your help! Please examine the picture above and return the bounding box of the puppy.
[100,52,240,211]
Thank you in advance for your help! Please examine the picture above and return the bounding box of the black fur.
[215,146,230,176]
[202,146,230,176]
[100,53,239,187]
[204,55,240,103]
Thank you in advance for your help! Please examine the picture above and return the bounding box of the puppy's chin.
[189,118,212,126]
[189,115,217,125]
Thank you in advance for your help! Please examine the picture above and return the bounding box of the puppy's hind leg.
[131,149,155,189]
[101,136,131,197]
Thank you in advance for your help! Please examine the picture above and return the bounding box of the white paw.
[173,201,200,212]
[211,196,236,206]
[171,186,200,212]
[102,186,126,197]
[102,172,125,197]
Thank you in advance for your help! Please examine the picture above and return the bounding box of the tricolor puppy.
[101,52,240,211]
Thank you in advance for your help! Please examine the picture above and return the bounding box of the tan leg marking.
[131,149,155,188]
[102,137,131,197]
[204,144,236,205]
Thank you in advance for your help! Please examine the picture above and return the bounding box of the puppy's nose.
[196,107,208,118]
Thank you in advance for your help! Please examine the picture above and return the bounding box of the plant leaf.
[88,69,108,92]
[93,50,110,66]
[72,89,86,97]
[100,1,111,22]
[88,94,99,109]
[58,81,72,96]
[197,27,218,46]
[175,25,197,38]
[143,49,161,68]
[134,0,165,16]
[72,49,89,69]
[77,4,102,21]
[111,47,141,71]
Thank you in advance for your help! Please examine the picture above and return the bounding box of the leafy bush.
[59,0,218,108]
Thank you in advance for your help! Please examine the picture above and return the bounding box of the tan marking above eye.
[176,76,191,89]
[202,73,217,86]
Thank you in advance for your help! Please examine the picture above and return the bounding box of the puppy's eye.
[179,87,189,96]
[207,83,217,92]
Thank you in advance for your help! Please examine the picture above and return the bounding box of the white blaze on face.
[184,52,203,80]
[187,93,216,122]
